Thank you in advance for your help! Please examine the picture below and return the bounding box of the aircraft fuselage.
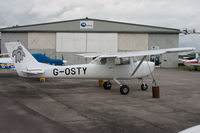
[24,61,154,80]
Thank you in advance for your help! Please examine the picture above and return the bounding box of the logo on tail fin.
[12,46,25,63]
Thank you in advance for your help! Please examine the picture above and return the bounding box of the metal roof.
[0,18,180,34]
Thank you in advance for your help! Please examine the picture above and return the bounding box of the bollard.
[40,78,46,83]
[152,86,160,98]
[98,80,104,87]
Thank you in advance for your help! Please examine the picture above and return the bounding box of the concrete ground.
[0,68,199,133]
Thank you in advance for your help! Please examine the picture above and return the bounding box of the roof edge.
[0,17,180,32]
[0,30,180,34]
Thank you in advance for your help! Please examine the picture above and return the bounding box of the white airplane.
[184,57,200,70]
[178,125,200,133]
[0,57,14,69]
[5,42,195,95]
[179,53,199,65]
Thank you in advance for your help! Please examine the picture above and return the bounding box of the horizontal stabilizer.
[22,68,44,74]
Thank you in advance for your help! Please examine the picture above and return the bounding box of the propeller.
[61,54,67,64]
[62,54,64,60]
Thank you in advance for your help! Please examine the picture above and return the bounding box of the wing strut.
[131,56,147,77]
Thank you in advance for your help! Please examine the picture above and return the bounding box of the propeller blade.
[62,54,64,60]
[61,54,67,64]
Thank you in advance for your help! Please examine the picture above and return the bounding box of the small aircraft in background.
[184,56,200,70]
[178,52,200,70]
[32,53,67,66]
[0,53,67,69]
[0,55,14,69]
[178,53,199,65]
[5,42,195,95]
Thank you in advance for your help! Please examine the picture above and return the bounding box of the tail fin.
[5,42,41,76]
[195,53,199,59]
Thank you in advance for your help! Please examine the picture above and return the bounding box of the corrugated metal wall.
[1,33,28,53]
[148,34,179,67]
[28,33,56,49]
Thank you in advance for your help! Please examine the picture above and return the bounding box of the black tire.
[120,85,129,95]
[103,81,112,90]
[141,83,148,91]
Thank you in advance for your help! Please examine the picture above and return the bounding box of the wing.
[77,47,195,58]
[77,47,195,79]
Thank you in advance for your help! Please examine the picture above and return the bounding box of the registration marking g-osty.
[53,67,87,76]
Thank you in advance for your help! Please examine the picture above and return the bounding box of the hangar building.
[0,18,180,67]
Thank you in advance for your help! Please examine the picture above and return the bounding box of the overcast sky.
[0,0,199,50]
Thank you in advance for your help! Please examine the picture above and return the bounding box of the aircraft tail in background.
[5,42,44,76]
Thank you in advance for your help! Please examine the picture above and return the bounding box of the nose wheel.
[141,83,148,91]
[140,78,148,91]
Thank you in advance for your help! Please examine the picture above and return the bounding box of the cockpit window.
[100,58,107,65]
[115,58,130,65]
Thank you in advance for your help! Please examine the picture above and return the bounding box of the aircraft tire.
[120,85,129,95]
[103,81,112,90]
[141,83,148,91]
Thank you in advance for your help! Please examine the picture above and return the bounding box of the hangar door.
[118,34,149,51]
[86,33,118,52]
[56,33,118,52]
[56,33,86,52]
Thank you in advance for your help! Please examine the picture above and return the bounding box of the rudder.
[5,42,41,76]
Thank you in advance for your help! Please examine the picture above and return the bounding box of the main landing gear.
[103,81,112,90]
[103,79,148,95]
[120,85,130,95]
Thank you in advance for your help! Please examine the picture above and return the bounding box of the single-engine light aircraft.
[184,57,200,70]
[5,42,195,95]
